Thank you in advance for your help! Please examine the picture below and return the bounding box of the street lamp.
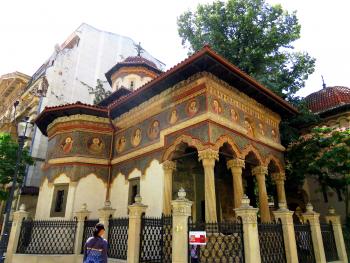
[0,117,33,262]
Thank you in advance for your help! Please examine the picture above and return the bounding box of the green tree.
[177,0,315,100]
[88,79,112,105]
[0,133,34,200]
[286,127,350,217]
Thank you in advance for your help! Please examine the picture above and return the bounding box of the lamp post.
[0,117,33,262]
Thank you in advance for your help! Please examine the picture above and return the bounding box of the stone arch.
[212,135,242,158]
[162,134,205,161]
[264,155,284,173]
[241,144,264,165]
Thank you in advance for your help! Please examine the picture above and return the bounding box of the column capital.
[198,148,219,161]
[227,158,245,170]
[271,172,286,182]
[251,166,268,177]
[162,160,176,171]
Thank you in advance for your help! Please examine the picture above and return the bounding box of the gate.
[108,217,129,260]
[139,214,172,262]
[320,222,338,261]
[294,222,315,263]
[258,221,286,263]
[188,218,244,263]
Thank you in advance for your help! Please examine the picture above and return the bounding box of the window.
[130,80,134,90]
[50,184,69,217]
[128,178,140,205]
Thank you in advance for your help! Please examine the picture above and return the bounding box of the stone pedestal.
[98,200,115,239]
[5,204,29,263]
[198,149,218,223]
[325,207,348,263]
[227,159,245,209]
[74,203,91,255]
[171,188,192,263]
[234,195,261,263]
[273,204,298,263]
[162,160,176,215]
[302,203,326,263]
[252,166,271,222]
[127,195,148,263]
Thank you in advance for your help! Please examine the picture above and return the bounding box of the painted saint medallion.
[116,136,126,153]
[87,137,104,154]
[187,100,198,116]
[132,128,142,147]
[169,109,178,124]
[61,136,73,154]
[230,108,239,122]
[148,120,160,139]
[212,99,222,114]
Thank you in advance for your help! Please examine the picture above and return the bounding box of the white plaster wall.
[140,160,164,217]
[72,174,107,219]
[114,75,153,91]
[110,174,129,217]
[35,178,53,219]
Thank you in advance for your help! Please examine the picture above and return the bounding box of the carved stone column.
[198,148,219,222]
[272,172,287,205]
[252,166,271,222]
[227,158,245,209]
[162,160,176,215]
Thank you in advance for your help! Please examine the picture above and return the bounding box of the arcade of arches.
[162,138,286,223]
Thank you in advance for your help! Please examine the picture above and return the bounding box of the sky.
[0,0,349,97]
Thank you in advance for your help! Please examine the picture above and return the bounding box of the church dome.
[305,86,350,113]
[122,56,159,69]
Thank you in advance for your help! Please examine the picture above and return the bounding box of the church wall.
[73,174,107,219]
[110,174,129,217]
[35,178,54,219]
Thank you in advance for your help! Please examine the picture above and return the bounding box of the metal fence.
[139,214,172,263]
[17,219,77,254]
[343,226,350,259]
[80,219,99,254]
[188,218,244,263]
[108,217,129,260]
[320,222,338,262]
[258,221,286,263]
[294,222,315,263]
[0,221,12,258]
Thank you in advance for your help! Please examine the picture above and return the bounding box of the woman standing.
[83,223,108,263]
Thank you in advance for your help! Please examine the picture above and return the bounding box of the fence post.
[98,200,116,239]
[302,203,326,263]
[74,203,91,255]
[273,203,298,263]
[127,195,147,263]
[234,195,261,263]
[325,207,348,263]
[5,204,29,263]
[171,188,192,263]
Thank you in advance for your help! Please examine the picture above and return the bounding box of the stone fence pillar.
[127,195,147,263]
[325,207,348,263]
[171,188,192,263]
[5,204,29,263]
[234,195,261,263]
[273,203,298,263]
[302,203,326,263]
[74,203,91,255]
[98,200,115,239]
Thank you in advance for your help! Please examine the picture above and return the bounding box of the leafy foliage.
[286,127,350,215]
[88,79,112,105]
[177,0,315,100]
[0,133,34,200]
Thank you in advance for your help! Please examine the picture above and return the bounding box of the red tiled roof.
[305,86,350,113]
[123,56,158,69]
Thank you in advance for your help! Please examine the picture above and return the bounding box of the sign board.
[189,231,207,245]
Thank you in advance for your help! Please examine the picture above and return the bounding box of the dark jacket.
[83,236,108,263]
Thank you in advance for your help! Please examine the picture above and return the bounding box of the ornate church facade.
[34,46,297,222]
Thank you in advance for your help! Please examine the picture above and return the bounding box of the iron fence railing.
[188,218,244,263]
[320,222,338,262]
[139,214,172,263]
[80,219,99,254]
[108,217,129,260]
[294,223,315,263]
[343,226,350,259]
[17,219,77,254]
[258,221,286,263]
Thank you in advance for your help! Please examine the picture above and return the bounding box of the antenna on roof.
[134,42,144,57]
[321,75,327,89]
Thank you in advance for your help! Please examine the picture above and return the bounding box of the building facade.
[34,46,297,222]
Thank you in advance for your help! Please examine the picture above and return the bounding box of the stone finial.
[81,203,88,211]
[19,204,26,212]
[134,194,142,204]
[104,200,111,208]
[328,206,336,215]
[177,187,187,200]
[240,195,252,208]
[306,202,314,213]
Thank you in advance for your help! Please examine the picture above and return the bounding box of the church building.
[34,46,298,223]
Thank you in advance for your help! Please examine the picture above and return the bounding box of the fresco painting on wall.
[169,109,178,125]
[87,137,105,154]
[116,136,126,153]
[148,120,160,139]
[187,100,198,116]
[212,99,222,114]
[132,128,142,147]
[61,137,73,153]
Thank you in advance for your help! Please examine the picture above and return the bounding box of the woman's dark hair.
[93,223,105,237]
